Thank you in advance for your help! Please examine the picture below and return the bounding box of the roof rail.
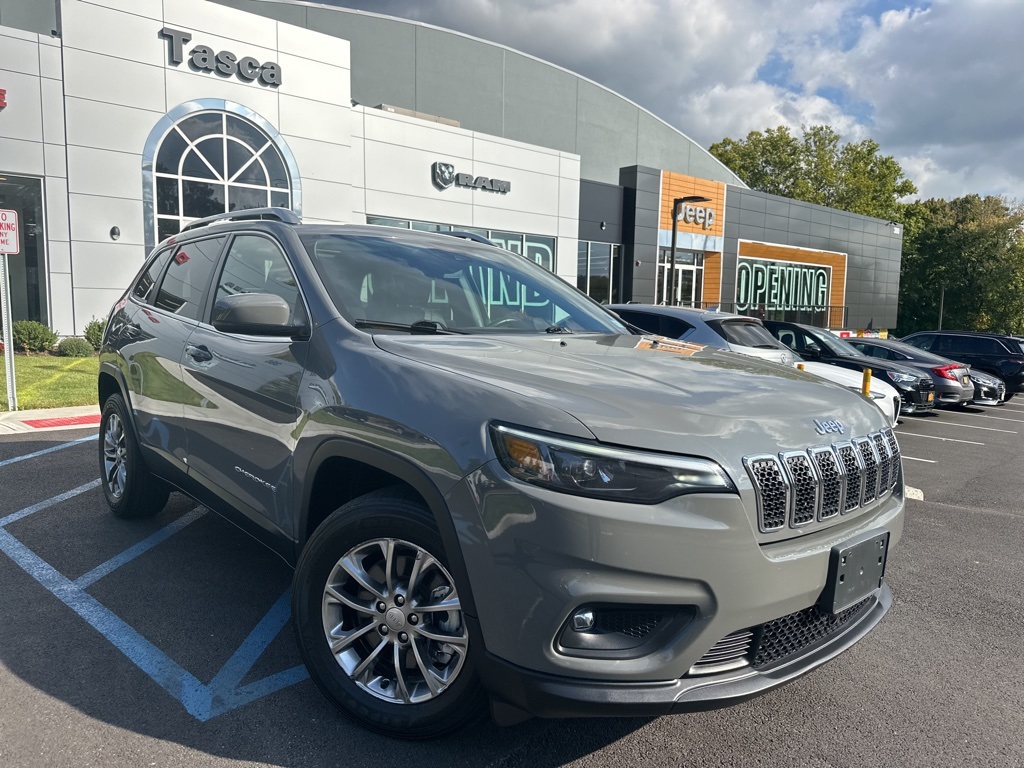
[440,231,497,246]
[180,207,301,233]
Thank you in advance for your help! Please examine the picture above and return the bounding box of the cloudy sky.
[314,0,1022,203]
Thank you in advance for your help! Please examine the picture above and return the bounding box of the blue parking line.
[0,480,102,527]
[0,435,98,469]
[0,481,307,721]
[0,526,211,719]
[73,506,208,589]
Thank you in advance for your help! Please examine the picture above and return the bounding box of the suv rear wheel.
[292,489,485,738]
[99,393,170,518]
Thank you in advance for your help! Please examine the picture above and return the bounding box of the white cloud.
[314,0,1024,200]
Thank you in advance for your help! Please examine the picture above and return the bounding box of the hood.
[373,333,888,468]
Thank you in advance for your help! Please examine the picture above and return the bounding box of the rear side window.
[131,248,173,304]
[904,335,934,352]
[614,310,693,339]
[153,236,227,319]
[716,320,778,348]
[213,234,305,325]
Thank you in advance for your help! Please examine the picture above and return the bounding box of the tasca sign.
[0,209,19,255]
[432,162,511,194]
[159,28,282,86]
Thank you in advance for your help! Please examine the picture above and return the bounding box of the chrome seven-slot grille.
[743,428,901,533]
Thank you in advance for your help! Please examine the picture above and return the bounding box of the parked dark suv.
[763,320,936,415]
[899,331,1024,399]
[98,209,904,738]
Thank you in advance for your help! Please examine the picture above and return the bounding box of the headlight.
[490,424,737,503]
[885,371,919,385]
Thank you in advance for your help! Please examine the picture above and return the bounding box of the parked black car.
[846,337,973,407]
[967,368,1007,405]
[899,331,1024,399]
[763,320,936,415]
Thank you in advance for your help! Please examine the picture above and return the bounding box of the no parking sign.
[0,209,18,255]
[1,208,19,410]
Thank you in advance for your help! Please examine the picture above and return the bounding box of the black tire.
[99,393,169,519]
[292,488,486,739]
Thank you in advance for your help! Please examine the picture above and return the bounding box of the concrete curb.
[0,404,101,434]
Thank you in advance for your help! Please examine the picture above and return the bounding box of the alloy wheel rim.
[103,412,127,500]
[321,537,468,704]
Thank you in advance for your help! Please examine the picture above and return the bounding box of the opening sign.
[0,209,18,255]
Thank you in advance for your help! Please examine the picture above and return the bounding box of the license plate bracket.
[821,529,889,614]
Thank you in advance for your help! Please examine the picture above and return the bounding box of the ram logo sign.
[431,161,511,194]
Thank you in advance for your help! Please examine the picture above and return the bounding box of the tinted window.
[153,236,226,319]
[717,320,779,348]
[903,334,934,352]
[851,342,892,360]
[214,235,305,325]
[610,310,693,339]
[131,248,173,304]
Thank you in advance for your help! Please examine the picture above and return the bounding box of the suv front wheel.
[291,489,486,738]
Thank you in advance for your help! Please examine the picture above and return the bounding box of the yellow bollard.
[861,368,872,396]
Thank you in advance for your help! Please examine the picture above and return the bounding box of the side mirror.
[212,293,307,337]
[803,342,822,359]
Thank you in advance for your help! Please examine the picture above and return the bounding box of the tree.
[709,125,917,220]
[897,195,1024,335]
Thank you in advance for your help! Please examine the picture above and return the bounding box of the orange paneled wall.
[702,253,722,305]
[660,172,726,238]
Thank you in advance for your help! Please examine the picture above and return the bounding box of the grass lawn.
[1,354,99,410]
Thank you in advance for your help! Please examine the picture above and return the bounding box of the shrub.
[12,320,59,353]
[56,336,95,358]
[84,317,105,351]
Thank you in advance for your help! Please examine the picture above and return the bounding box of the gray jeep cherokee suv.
[98,209,904,738]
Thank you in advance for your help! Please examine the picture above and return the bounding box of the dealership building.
[0,0,904,337]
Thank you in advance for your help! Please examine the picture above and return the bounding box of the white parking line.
[974,413,1024,424]
[902,456,936,463]
[895,432,984,446]
[911,419,1015,434]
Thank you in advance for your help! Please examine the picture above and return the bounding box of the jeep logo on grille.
[432,161,456,190]
[813,419,845,435]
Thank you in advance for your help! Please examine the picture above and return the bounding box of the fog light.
[571,609,595,632]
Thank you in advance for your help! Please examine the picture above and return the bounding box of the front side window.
[302,233,628,334]
[153,236,227,320]
[214,235,304,325]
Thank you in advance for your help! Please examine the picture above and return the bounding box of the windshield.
[301,231,630,334]
[810,328,868,358]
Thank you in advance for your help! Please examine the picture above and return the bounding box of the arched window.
[144,102,300,248]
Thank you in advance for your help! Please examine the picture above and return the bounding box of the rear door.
[112,237,225,474]
[179,232,309,537]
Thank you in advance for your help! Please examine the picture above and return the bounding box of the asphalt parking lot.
[1,402,1023,768]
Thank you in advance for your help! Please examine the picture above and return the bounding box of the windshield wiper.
[354,319,466,335]
[544,326,574,334]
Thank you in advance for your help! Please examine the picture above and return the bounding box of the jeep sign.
[432,162,510,194]
[676,204,715,230]
[159,28,282,86]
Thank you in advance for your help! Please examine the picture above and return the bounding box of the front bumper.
[899,387,936,414]
[446,458,904,705]
[479,583,892,719]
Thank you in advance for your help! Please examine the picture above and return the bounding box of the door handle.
[185,344,213,363]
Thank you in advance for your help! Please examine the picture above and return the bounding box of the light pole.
[668,195,711,306]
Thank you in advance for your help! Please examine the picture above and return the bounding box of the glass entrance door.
[656,249,703,306]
